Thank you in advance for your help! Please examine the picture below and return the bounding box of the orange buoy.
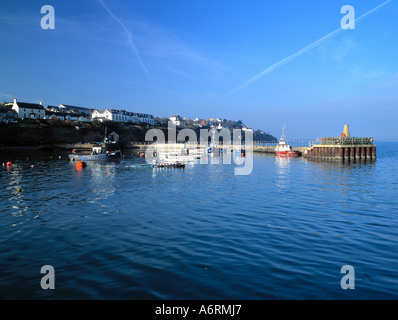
[76,161,87,170]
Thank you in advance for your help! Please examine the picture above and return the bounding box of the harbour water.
[1,141,398,299]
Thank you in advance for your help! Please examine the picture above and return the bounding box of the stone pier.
[304,138,375,162]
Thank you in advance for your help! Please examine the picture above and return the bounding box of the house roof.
[15,102,45,110]
[60,104,92,110]
[0,107,17,114]
[93,109,110,114]
[46,110,68,116]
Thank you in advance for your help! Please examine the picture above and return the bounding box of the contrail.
[98,0,161,97]
[227,0,393,96]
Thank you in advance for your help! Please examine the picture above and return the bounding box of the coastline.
[0,119,277,152]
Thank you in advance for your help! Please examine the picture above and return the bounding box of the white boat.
[275,126,299,157]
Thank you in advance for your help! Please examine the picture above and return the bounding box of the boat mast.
[280,124,287,142]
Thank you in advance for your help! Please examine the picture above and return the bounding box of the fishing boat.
[69,143,121,161]
[275,126,299,157]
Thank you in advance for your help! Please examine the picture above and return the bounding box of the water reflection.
[303,157,377,189]
[275,156,294,190]
[3,163,28,217]
[72,162,117,201]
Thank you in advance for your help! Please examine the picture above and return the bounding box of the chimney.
[39,101,43,106]
[14,98,17,104]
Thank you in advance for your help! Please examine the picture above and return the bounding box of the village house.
[92,109,154,125]
[0,106,18,123]
[7,98,155,125]
[136,113,155,125]
[44,109,91,122]
[169,114,185,126]
[108,131,120,143]
[91,109,130,122]
[209,118,222,126]
[12,99,45,119]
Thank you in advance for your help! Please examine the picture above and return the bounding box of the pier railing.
[316,137,374,146]
[252,140,315,147]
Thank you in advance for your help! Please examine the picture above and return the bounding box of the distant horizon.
[1,0,397,140]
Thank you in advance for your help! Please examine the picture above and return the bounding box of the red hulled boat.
[275,127,299,157]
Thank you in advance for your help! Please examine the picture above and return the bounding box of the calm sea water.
[1,141,397,300]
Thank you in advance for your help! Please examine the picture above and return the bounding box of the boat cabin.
[92,146,106,154]
[276,141,293,151]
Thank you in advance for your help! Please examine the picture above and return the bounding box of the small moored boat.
[69,144,121,161]
[275,126,299,157]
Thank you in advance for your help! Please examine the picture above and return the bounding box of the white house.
[12,99,46,119]
[91,109,109,122]
[136,113,155,125]
[92,109,130,122]
[92,109,155,125]
[169,114,184,126]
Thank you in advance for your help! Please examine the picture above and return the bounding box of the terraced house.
[92,109,154,125]
[12,99,45,119]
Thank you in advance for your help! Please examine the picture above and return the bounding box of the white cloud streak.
[227,0,393,96]
[98,0,161,98]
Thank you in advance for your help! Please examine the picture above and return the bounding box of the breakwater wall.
[304,144,376,161]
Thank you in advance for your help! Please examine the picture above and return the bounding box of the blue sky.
[1,0,397,139]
